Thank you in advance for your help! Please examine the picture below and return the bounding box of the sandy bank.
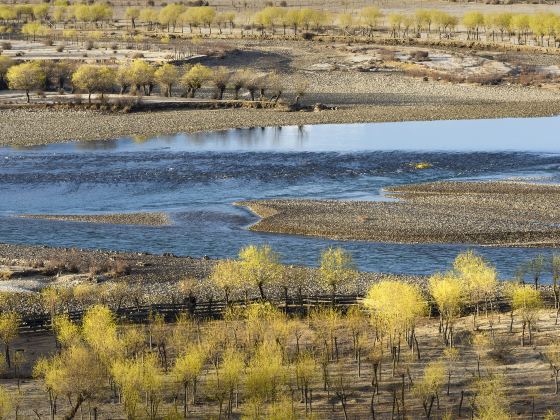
[238,181,560,247]
[19,212,171,226]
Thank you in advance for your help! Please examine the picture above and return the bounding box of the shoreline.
[2,101,560,146]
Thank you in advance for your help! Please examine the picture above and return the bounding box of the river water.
[2,118,560,278]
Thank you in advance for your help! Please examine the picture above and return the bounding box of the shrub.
[84,40,94,50]
[110,260,131,277]
[0,42,12,51]
[302,32,315,40]
[410,50,429,61]
[131,52,144,59]
[56,45,64,53]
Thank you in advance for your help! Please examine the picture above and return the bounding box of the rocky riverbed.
[238,181,560,247]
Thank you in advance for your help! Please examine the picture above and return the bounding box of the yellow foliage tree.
[6,61,45,103]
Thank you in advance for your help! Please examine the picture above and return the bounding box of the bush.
[0,42,12,50]
[131,52,144,59]
[113,260,131,276]
[410,50,429,61]
[301,32,315,40]
[84,40,94,50]
[56,45,65,53]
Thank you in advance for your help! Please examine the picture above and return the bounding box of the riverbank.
[238,181,560,247]
[2,101,560,146]
[0,242,418,315]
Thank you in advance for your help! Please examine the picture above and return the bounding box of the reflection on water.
[6,117,560,153]
[3,118,560,278]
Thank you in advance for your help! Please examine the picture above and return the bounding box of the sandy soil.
[6,306,560,419]
[238,181,560,247]
[19,212,171,226]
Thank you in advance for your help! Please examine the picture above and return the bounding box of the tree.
[158,4,185,32]
[139,8,158,31]
[552,254,560,322]
[429,272,463,347]
[128,60,155,95]
[526,254,545,289]
[412,360,445,419]
[218,346,244,417]
[112,353,163,420]
[360,7,382,35]
[0,386,14,420]
[71,64,115,103]
[180,63,211,98]
[239,244,282,300]
[244,341,285,418]
[453,250,497,329]
[294,351,316,413]
[512,13,531,44]
[209,259,242,305]
[545,342,560,394]
[125,7,139,29]
[32,4,49,21]
[0,56,13,89]
[463,11,484,40]
[319,247,357,304]
[211,66,230,100]
[154,63,178,97]
[363,279,427,367]
[473,373,510,419]
[53,314,81,349]
[38,344,105,420]
[81,305,120,367]
[0,312,19,368]
[510,284,542,346]
[173,345,206,416]
[6,61,45,103]
[21,22,49,42]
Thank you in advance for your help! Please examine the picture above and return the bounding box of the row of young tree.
[5,3,560,47]
[0,248,555,418]
[0,58,291,104]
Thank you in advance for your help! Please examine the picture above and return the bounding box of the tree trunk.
[64,395,85,420]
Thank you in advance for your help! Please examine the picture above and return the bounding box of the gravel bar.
[238,181,560,247]
[19,212,171,226]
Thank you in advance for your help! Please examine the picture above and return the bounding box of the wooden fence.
[18,294,363,335]
[18,292,557,335]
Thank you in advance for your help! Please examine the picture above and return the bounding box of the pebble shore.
[239,181,560,247]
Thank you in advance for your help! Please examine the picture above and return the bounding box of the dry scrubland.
[239,180,560,247]
[0,244,560,418]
